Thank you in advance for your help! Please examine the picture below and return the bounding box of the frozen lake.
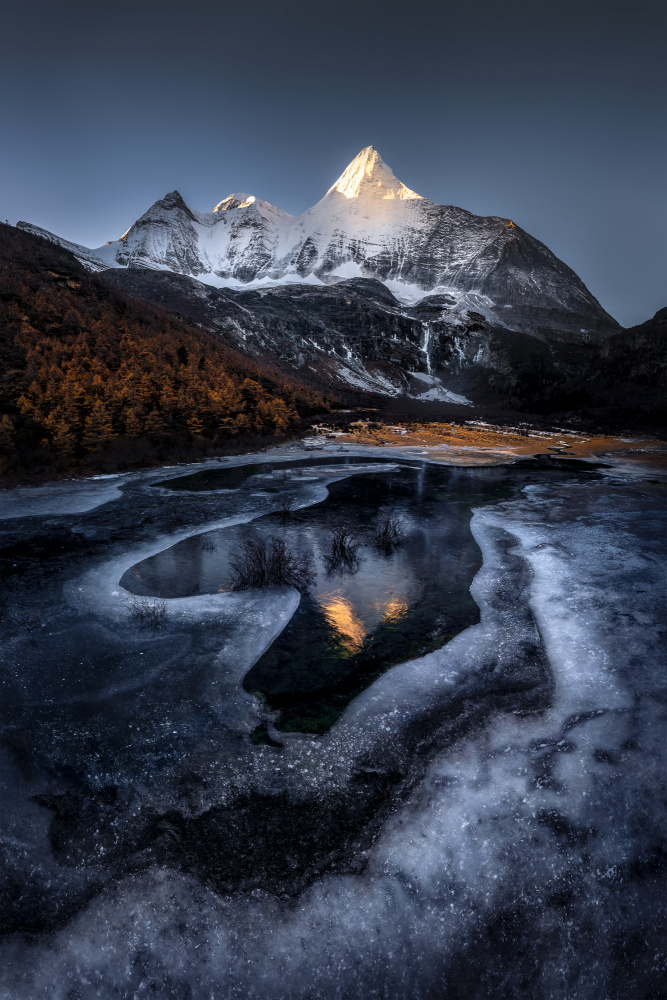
[0,448,665,998]
[124,462,503,733]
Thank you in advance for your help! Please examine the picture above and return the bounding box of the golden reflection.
[319,591,366,654]
[380,595,409,624]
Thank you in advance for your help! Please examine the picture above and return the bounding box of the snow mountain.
[18,146,617,341]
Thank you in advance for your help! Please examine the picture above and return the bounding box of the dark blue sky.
[1,0,664,326]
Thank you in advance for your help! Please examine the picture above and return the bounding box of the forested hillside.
[0,225,335,482]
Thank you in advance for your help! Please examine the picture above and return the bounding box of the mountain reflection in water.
[317,588,409,656]
[319,592,366,654]
[122,464,514,733]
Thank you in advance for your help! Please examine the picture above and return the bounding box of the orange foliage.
[0,224,333,476]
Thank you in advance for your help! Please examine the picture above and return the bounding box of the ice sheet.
[0,465,665,998]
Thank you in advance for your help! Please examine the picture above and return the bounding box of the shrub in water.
[127,597,167,627]
[374,511,403,554]
[230,536,315,591]
[326,523,361,574]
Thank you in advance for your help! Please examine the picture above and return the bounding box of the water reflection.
[244,466,488,732]
[380,595,409,623]
[319,591,366,654]
[155,456,406,492]
[317,586,409,656]
[123,463,515,733]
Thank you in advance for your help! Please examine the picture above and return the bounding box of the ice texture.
[0,456,665,998]
[0,474,128,520]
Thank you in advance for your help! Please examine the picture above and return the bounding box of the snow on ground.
[407,370,472,404]
[0,449,386,520]
[201,270,326,292]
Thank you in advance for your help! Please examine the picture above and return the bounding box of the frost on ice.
[0,452,665,998]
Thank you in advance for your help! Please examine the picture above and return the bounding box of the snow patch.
[407,371,472,405]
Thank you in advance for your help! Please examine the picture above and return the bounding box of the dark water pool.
[154,455,407,492]
[124,462,519,733]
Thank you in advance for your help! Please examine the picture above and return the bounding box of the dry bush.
[374,511,403,554]
[229,536,315,591]
[127,597,167,627]
[279,496,294,521]
[326,523,361,574]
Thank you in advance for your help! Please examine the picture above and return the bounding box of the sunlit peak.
[213,193,256,213]
[328,145,422,202]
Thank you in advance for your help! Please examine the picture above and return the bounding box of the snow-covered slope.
[16,146,618,337]
[15,222,116,272]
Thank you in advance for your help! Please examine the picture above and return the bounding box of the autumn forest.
[0,225,335,483]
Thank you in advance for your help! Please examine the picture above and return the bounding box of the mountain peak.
[327,146,423,202]
[159,190,189,210]
[213,193,257,213]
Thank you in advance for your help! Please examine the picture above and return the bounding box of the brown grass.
[308,419,667,468]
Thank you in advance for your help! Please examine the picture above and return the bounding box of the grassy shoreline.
[2,418,666,491]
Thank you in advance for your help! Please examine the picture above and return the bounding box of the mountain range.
[15,146,662,417]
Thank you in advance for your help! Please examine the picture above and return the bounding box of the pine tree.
[144,409,167,439]
[52,421,77,457]
[0,414,15,454]
[123,407,144,438]
[187,414,204,438]
[83,400,115,450]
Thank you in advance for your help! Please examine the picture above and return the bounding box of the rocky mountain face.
[18,146,647,414]
[101,268,472,403]
[528,308,667,426]
[18,146,618,344]
[101,268,603,410]
[4,219,664,430]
